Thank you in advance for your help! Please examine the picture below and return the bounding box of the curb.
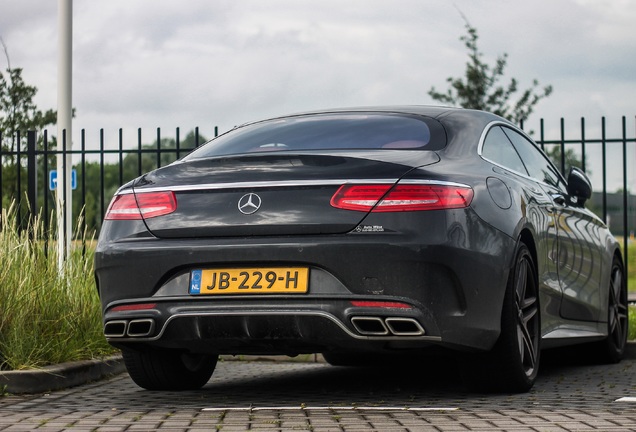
[1,343,635,395]
[0,355,125,395]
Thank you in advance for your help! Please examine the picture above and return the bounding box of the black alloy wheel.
[463,241,540,393]
[599,256,628,363]
[511,243,541,381]
[322,351,372,367]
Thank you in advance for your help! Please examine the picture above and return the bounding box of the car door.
[502,127,604,322]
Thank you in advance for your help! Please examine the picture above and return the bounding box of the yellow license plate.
[189,267,309,295]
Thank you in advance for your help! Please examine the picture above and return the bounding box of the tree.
[0,38,57,214]
[428,17,552,124]
[0,38,56,152]
[544,146,585,175]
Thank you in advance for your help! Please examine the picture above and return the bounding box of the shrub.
[0,203,116,370]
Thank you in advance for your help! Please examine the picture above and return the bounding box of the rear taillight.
[105,191,177,220]
[330,184,473,212]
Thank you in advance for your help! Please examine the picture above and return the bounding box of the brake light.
[105,191,177,220]
[330,184,473,212]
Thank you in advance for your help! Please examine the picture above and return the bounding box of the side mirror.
[566,167,592,205]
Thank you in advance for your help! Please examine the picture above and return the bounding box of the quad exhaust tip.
[351,316,425,336]
[105,315,424,338]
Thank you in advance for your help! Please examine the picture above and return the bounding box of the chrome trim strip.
[106,311,442,343]
[118,179,471,195]
[399,179,472,188]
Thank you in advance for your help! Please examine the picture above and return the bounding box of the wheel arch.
[496,228,539,328]
[613,248,624,270]
[518,229,539,280]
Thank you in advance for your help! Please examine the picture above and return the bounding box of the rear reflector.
[111,303,157,312]
[105,191,177,220]
[330,184,473,212]
[350,300,413,309]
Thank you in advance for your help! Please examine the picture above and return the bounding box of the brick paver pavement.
[0,350,635,431]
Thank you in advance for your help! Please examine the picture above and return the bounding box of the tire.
[322,352,376,367]
[122,348,217,391]
[463,242,541,393]
[597,256,628,363]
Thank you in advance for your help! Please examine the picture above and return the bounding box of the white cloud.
[0,0,632,190]
[0,0,634,144]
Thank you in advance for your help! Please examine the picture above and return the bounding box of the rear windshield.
[184,113,446,160]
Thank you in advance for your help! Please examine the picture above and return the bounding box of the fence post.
[27,130,37,216]
[622,116,628,279]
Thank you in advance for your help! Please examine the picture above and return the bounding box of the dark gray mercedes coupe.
[95,106,627,392]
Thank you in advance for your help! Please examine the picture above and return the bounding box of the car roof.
[226,106,520,157]
[237,105,513,133]
[252,105,504,121]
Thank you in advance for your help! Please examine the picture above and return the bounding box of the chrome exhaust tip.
[104,320,127,338]
[351,316,389,335]
[126,319,155,337]
[385,317,425,336]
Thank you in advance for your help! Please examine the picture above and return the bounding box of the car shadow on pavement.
[206,354,465,406]
[188,348,635,409]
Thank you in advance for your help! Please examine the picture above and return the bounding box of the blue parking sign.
[49,169,77,191]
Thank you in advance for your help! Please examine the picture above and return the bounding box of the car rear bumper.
[96,209,516,353]
[103,300,442,355]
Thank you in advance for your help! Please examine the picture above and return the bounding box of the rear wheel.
[597,256,628,363]
[122,348,217,390]
[463,242,540,392]
[323,352,362,366]
[322,351,380,367]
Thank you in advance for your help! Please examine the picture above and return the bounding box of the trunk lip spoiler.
[121,179,471,195]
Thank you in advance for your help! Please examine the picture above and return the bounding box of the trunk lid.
[133,151,439,238]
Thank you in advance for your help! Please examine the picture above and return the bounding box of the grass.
[611,238,636,341]
[625,239,636,293]
[0,203,117,371]
[621,239,635,340]
[630,306,636,341]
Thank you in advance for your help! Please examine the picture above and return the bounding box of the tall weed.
[0,203,115,370]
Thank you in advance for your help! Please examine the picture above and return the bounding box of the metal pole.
[27,131,37,215]
[622,116,628,281]
[56,0,73,269]
[601,117,607,224]
[559,118,565,175]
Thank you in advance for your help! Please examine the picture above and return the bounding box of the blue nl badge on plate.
[190,269,202,294]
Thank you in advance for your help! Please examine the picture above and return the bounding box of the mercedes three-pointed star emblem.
[238,193,262,215]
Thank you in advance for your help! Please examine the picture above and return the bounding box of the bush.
[0,203,116,370]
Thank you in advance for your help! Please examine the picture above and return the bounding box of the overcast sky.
[1,0,634,188]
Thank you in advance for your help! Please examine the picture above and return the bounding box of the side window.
[501,127,567,192]
[481,126,528,175]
